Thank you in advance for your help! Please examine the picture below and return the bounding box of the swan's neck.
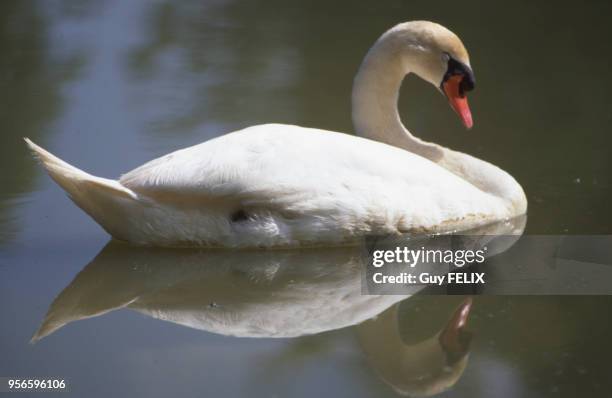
[351,37,527,216]
[352,39,443,161]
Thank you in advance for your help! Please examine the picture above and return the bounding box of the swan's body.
[26,21,526,248]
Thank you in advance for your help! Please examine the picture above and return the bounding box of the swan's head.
[388,21,476,129]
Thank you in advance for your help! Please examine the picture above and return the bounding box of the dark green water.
[1,1,611,397]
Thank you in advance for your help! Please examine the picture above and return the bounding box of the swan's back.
[115,124,508,247]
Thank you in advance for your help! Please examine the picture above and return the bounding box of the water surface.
[1,1,611,397]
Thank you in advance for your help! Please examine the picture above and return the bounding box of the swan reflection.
[33,244,405,341]
[34,217,524,396]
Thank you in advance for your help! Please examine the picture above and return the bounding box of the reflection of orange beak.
[443,75,473,129]
[439,297,473,357]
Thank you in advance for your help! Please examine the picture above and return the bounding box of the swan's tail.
[24,138,140,239]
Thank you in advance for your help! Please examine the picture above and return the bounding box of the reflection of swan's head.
[358,299,473,397]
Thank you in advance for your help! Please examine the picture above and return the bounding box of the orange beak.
[443,75,473,129]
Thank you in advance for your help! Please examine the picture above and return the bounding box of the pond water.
[1,1,611,397]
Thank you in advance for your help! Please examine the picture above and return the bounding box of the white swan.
[26,21,526,247]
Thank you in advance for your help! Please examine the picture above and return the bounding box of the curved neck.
[350,29,527,217]
[352,37,443,161]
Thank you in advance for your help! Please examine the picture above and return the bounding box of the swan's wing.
[119,124,509,234]
[120,125,327,209]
